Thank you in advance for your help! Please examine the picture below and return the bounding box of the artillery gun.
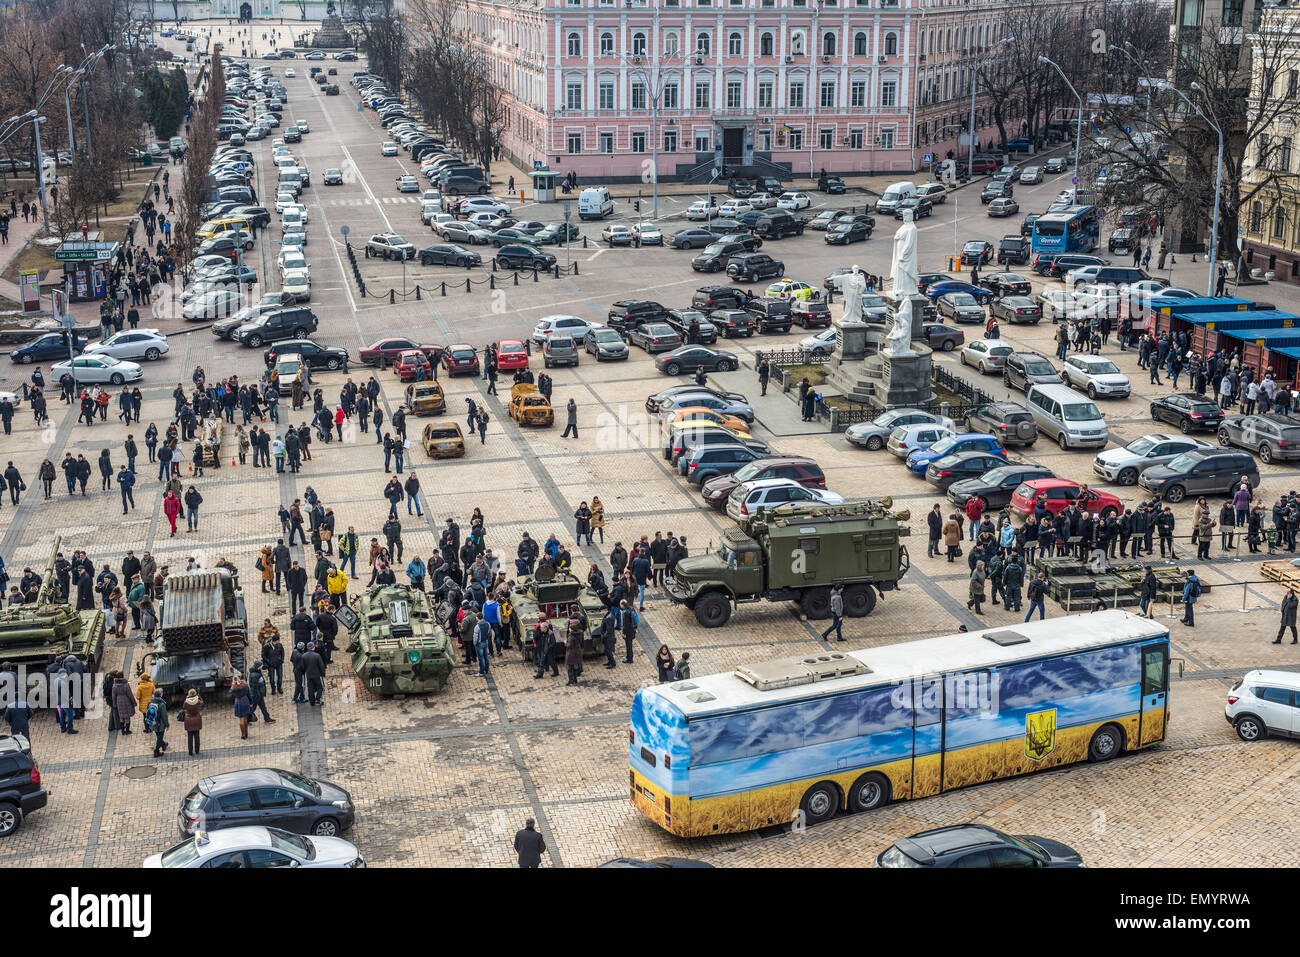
[336,583,455,695]
[137,564,247,696]
[510,564,609,661]
[0,537,104,669]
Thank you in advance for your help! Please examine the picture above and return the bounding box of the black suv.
[692,286,748,311]
[664,308,718,344]
[751,210,805,239]
[263,339,350,370]
[1003,351,1062,393]
[980,181,1014,204]
[709,309,755,338]
[745,296,793,334]
[692,237,761,272]
[727,178,755,198]
[0,734,46,837]
[965,400,1039,447]
[607,300,669,333]
[996,235,1030,266]
[726,253,784,283]
[235,307,319,348]
[1034,253,1107,278]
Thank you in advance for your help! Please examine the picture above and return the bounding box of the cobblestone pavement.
[1,33,1297,869]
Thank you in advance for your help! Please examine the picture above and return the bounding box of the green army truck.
[665,500,911,627]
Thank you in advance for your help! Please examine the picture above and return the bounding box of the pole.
[967,72,977,176]
[81,67,93,158]
[650,85,659,221]
[63,84,77,162]
[32,117,51,237]
[1040,57,1083,204]
[1206,133,1224,296]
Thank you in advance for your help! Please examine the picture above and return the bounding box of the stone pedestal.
[827,293,936,409]
[882,290,930,345]
[311,14,353,48]
[834,317,869,360]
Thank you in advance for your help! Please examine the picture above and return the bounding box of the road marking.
[585,248,606,261]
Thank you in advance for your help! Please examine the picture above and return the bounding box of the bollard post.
[513,272,519,286]
[389,289,396,304]
[533,267,539,282]
[359,279,366,296]
[490,275,495,289]
[466,278,471,292]
[554,265,560,279]
[415,285,422,300]
[1241,581,1249,613]
[440,282,446,296]
[583,236,588,249]
[1166,592,1178,619]
[573,262,579,276]
[829,407,839,432]
[492,259,497,272]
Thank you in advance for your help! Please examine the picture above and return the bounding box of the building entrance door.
[722,127,745,164]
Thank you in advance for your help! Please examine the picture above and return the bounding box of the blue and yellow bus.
[1031,205,1100,257]
[629,611,1169,837]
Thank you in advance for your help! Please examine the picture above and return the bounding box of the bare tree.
[175,54,223,264]
[343,0,404,90]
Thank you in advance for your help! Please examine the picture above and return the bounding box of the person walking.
[231,675,252,739]
[820,584,845,641]
[655,644,675,682]
[967,562,987,614]
[1024,571,1048,622]
[182,689,203,755]
[145,688,168,756]
[112,673,135,734]
[1275,587,1298,644]
[561,398,578,438]
[163,488,182,537]
[302,642,326,705]
[1180,571,1201,627]
[1140,568,1158,618]
[513,818,547,868]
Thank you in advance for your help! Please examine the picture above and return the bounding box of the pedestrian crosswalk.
[320,196,425,206]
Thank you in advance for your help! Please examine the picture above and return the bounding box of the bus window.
[1141,645,1168,695]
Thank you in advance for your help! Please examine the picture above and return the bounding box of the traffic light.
[960,121,968,133]
[231,251,238,264]
[634,200,641,212]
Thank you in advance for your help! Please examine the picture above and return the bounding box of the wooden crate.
[1261,560,1300,590]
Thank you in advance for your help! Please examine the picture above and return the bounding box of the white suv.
[532,314,602,344]
[1226,670,1300,741]
[725,478,844,521]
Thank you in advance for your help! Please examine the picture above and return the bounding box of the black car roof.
[199,768,294,793]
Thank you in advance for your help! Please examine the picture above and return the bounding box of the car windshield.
[267,828,314,860]
[862,295,886,309]
[1125,437,1157,455]
[874,410,906,428]
[161,839,202,867]
[1085,360,1120,374]
[277,769,318,794]
[980,466,1015,483]
[928,437,959,456]
[1167,453,1201,472]
[1024,358,1056,375]
[1062,401,1102,421]
[950,294,977,306]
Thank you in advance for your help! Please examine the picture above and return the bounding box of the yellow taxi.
[404,381,447,415]
[667,406,750,433]
[508,383,554,426]
[195,216,252,241]
[765,278,817,301]
[422,421,466,458]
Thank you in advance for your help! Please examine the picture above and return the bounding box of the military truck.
[509,565,609,661]
[336,583,455,695]
[138,566,248,696]
[665,501,911,627]
[0,538,104,670]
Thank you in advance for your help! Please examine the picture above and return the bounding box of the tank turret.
[0,537,105,668]
[510,564,609,661]
[338,583,454,695]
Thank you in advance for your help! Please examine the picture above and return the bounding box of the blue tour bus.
[1031,205,1100,257]
[629,611,1170,837]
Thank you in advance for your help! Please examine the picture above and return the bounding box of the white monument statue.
[886,210,921,357]
[842,265,865,323]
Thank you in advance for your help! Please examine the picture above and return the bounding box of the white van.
[578,186,614,220]
[277,167,302,196]
[874,181,917,214]
[1025,382,1109,450]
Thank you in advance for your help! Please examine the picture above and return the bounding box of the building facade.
[169,0,334,21]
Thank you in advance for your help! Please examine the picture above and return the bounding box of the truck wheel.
[693,593,731,628]
[847,772,890,812]
[798,781,840,826]
[843,584,877,618]
[800,587,832,620]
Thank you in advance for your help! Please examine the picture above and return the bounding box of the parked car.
[147,827,364,869]
[0,734,46,837]
[1062,354,1131,399]
[745,296,793,334]
[684,445,764,487]
[960,339,1014,373]
[692,237,762,271]
[656,346,739,376]
[177,768,355,837]
[531,314,602,344]
[1217,413,1300,464]
[919,322,965,352]
[847,408,954,451]
[991,296,1042,325]
[701,456,826,506]
[979,273,1033,298]
[607,300,669,333]
[262,339,350,371]
[886,423,957,460]
[359,338,442,366]
[494,245,556,271]
[687,200,719,220]
[894,196,933,220]
[937,292,987,325]
[691,286,748,311]
[800,327,837,358]
[670,227,721,249]
[1092,433,1213,486]
[51,354,143,386]
[85,329,169,362]
[960,241,994,265]
[664,308,718,344]
[926,280,992,305]
[905,433,1006,474]
[824,219,873,245]
[584,327,630,360]
[877,825,1083,869]
[791,299,832,329]
[726,253,785,283]
[948,463,1054,508]
[441,343,482,376]
[708,309,755,338]
[366,233,416,260]
[1138,449,1261,503]
[965,401,1039,447]
[627,322,683,353]
[649,389,753,421]
[1226,670,1300,742]
[726,478,843,520]
[1009,477,1123,518]
[418,243,481,267]
[1003,352,1061,393]
[925,450,1015,491]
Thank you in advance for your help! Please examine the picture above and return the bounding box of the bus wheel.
[1087,723,1124,762]
[842,584,876,617]
[800,588,832,620]
[799,781,840,827]
[848,772,891,812]
[693,593,731,628]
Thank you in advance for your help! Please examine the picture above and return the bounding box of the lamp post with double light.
[624,50,681,221]
[1038,55,1083,204]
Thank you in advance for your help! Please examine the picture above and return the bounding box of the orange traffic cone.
[231,458,237,467]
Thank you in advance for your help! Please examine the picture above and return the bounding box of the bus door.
[911,677,943,798]
[1137,641,1169,746]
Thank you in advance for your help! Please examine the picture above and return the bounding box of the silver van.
[1025,383,1109,450]
[277,168,303,196]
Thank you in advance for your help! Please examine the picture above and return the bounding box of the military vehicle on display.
[336,583,455,694]
[0,538,105,670]
[138,565,248,697]
[665,501,911,627]
[510,565,609,661]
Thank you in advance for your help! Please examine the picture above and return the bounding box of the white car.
[380,141,398,156]
[282,269,311,301]
[800,327,837,358]
[886,423,956,459]
[284,68,295,77]
[278,250,309,277]
[1226,670,1300,742]
[718,200,752,218]
[435,221,490,245]
[532,314,603,344]
[687,200,719,220]
[465,211,497,227]
[777,191,811,211]
[0,390,22,409]
[1127,279,1170,301]
[281,203,309,225]
[748,192,778,210]
[725,478,845,521]
[274,192,297,214]
[961,339,1014,373]
[458,196,510,217]
[295,120,309,134]
[631,223,663,245]
[602,224,633,245]
[395,174,419,192]
[51,354,143,386]
[144,827,364,869]
[85,330,169,362]
[1092,433,1213,486]
[423,206,451,226]
[1061,354,1131,398]
[421,188,442,206]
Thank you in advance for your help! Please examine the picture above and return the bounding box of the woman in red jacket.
[333,406,345,441]
[163,488,182,537]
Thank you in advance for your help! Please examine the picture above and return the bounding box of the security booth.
[532,167,557,203]
[55,233,119,303]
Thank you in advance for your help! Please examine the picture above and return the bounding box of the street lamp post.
[626,51,681,221]
[61,68,82,161]
[1190,81,1225,297]
[1038,55,1083,203]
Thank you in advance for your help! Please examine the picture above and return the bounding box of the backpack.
[144,700,160,731]
[1190,579,1202,599]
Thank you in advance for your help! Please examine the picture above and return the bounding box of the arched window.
[760,31,774,56]
[729,31,743,56]
[884,32,897,56]
[696,32,711,56]
[854,32,867,56]
[822,32,836,56]
[632,31,647,55]
[566,32,581,57]
[600,32,614,55]
[665,32,680,55]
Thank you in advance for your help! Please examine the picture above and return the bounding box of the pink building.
[457,0,1073,182]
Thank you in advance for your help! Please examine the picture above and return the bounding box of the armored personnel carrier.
[666,500,911,627]
[510,564,608,661]
[336,583,454,695]
[138,565,248,696]
[0,538,105,669]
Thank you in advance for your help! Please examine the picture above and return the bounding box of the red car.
[359,337,442,366]
[442,343,481,376]
[1009,478,1122,519]
[395,349,432,381]
[495,339,529,371]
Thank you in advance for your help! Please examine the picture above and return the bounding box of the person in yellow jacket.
[135,673,156,717]
[590,496,606,544]
[326,567,349,609]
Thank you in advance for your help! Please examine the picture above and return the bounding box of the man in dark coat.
[513,818,547,868]
[290,642,307,703]
[302,644,326,705]
[287,560,308,615]
[532,619,558,678]
[927,503,943,557]
[75,569,95,611]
